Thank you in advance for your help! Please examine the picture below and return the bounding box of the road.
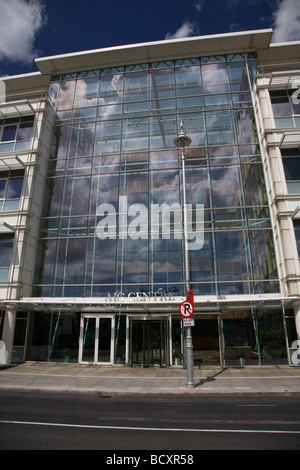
[0,391,299,451]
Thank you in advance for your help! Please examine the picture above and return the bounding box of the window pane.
[74,78,99,108]
[241,164,268,206]
[151,238,183,286]
[90,174,119,214]
[120,171,148,205]
[283,158,300,180]
[189,232,215,288]
[150,169,180,205]
[235,108,257,145]
[150,115,176,150]
[61,176,91,216]
[6,178,23,199]
[68,122,95,157]
[206,111,235,145]
[98,318,111,362]
[97,103,122,120]
[215,231,250,283]
[290,89,300,114]
[3,200,20,211]
[177,95,203,112]
[17,120,33,141]
[99,73,124,101]
[117,238,148,289]
[175,66,202,96]
[55,125,70,158]
[57,80,76,110]
[95,120,122,154]
[204,94,231,108]
[271,91,291,117]
[124,73,149,102]
[73,107,97,122]
[257,311,287,365]
[86,238,117,285]
[210,166,243,207]
[286,181,300,194]
[82,318,95,362]
[228,62,250,93]
[202,63,229,94]
[186,167,209,206]
[179,113,205,147]
[294,221,300,256]
[149,150,177,169]
[1,125,16,142]
[249,230,278,285]
[275,117,294,128]
[123,118,148,152]
[0,180,6,198]
[0,236,14,267]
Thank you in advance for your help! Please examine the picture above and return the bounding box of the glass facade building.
[1,30,300,370]
[34,53,279,298]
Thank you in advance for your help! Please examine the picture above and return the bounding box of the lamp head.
[174,120,192,148]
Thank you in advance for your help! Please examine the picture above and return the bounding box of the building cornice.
[34,29,273,75]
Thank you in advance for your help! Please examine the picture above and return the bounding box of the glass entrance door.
[131,319,168,367]
[80,316,113,363]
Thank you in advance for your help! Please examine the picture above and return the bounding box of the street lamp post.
[174,121,195,389]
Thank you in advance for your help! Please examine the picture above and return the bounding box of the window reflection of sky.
[35,55,279,297]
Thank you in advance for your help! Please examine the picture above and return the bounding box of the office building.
[0,29,299,368]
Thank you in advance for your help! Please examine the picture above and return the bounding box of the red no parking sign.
[179,301,194,318]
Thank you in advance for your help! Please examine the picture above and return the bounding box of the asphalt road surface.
[0,391,299,451]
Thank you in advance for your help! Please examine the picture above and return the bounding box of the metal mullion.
[110,316,115,364]
[94,317,99,363]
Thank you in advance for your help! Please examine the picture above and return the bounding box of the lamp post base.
[186,382,196,389]
[185,325,195,389]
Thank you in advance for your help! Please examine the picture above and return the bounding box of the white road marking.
[0,419,299,434]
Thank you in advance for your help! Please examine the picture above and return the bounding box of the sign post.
[179,289,195,387]
[175,122,195,389]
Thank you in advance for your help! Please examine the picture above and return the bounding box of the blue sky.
[0,0,300,77]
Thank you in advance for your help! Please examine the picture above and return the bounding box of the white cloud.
[0,0,46,64]
[195,0,205,12]
[165,21,198,40]
[272,0,300,42]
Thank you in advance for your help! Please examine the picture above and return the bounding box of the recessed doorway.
[192,316,224,366]
[130,318,169,367]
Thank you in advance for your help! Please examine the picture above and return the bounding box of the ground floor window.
[223,311,259,366]
[27,311,81,362]
[257,309,288,365]
[192,317,222,366]
[12,311,28,362]
[25,308,290,366]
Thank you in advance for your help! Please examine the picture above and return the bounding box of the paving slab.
[0,362,300,394]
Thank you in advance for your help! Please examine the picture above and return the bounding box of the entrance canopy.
[1,294,298,313]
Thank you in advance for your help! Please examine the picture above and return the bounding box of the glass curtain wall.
[33,53,279,297]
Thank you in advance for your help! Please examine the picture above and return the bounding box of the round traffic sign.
[179,301,194,318]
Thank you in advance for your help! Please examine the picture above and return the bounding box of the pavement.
[1,362,300,394]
